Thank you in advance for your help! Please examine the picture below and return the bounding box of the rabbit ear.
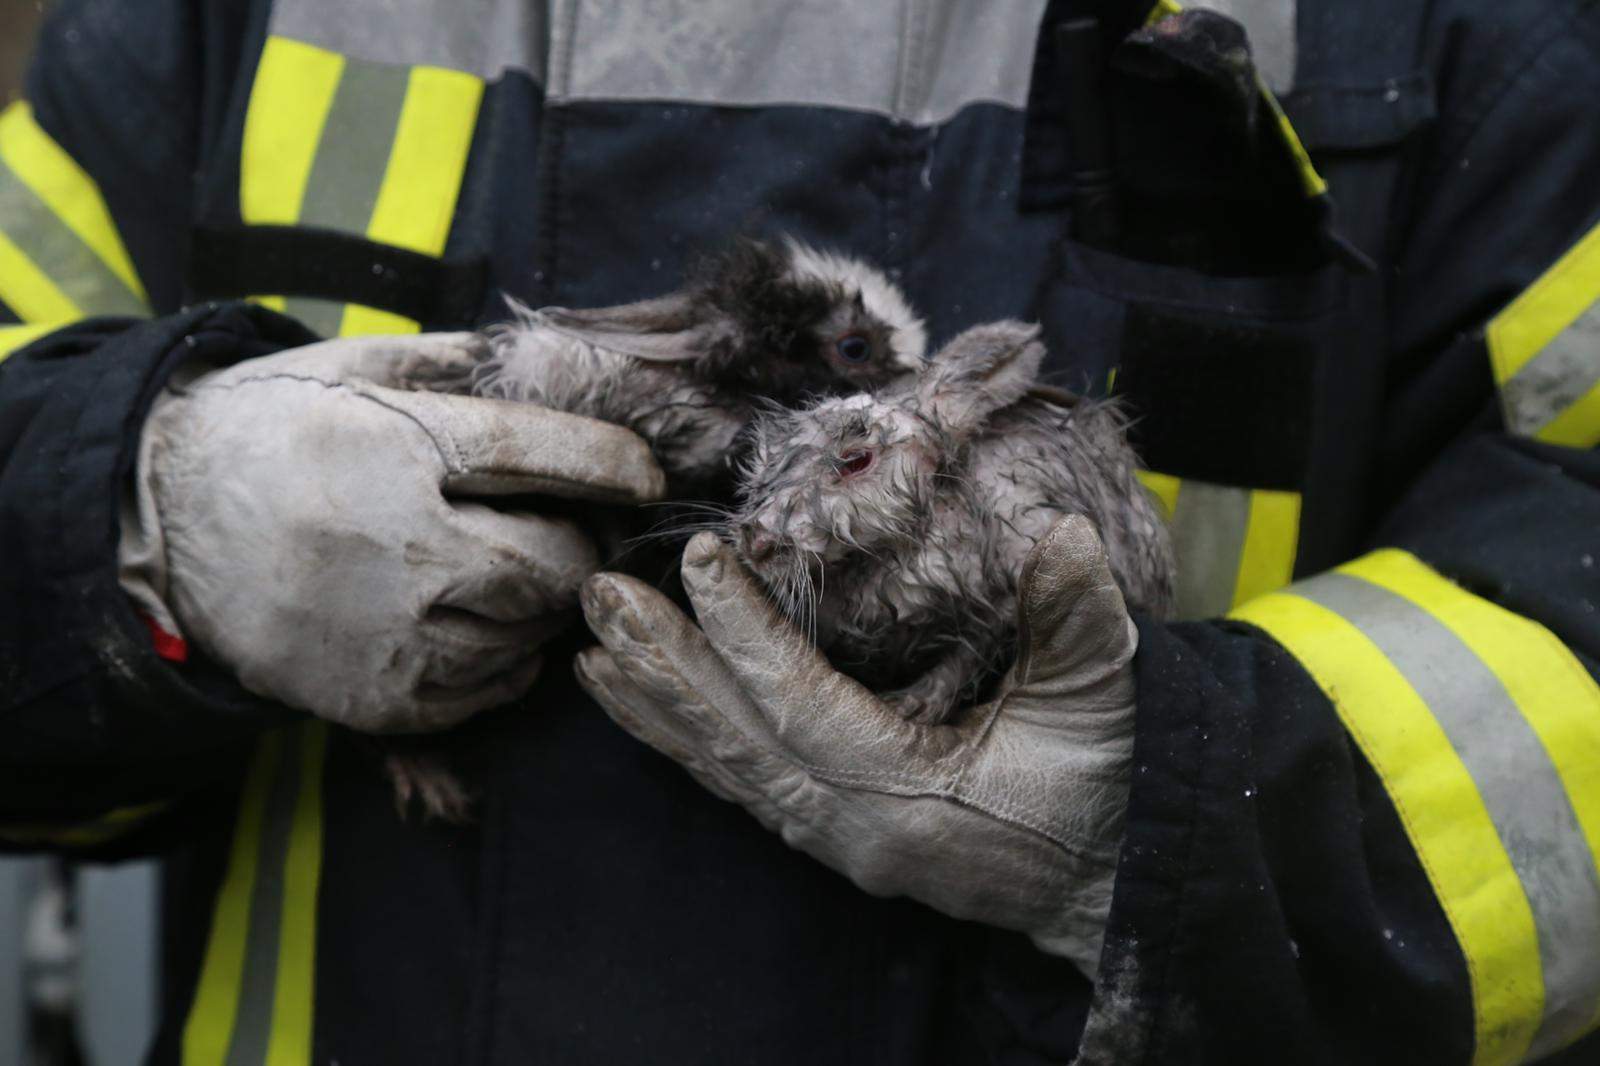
[917,321,1046,437]
[535,293,708,362]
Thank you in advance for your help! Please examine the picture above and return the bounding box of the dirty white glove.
[120,332,664,733]
[575,515,1136,976]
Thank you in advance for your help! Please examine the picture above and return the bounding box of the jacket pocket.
[1039,238,1347,620]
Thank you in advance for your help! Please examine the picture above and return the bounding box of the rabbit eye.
[834,333,872,364]
[836,449,875,477]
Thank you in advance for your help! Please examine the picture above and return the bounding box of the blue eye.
[835,334,871,364]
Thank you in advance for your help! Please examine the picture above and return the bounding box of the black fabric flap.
[1282,74,1437,152]
[187,225,489,329]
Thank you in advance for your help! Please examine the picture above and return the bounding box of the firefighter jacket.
[1,0,1598,1063]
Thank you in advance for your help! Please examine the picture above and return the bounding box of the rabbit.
[474,235,929,490]
[725,320,1176,725]
[386,237,927,823]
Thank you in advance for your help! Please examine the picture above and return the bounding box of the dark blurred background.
[3,0,46,101]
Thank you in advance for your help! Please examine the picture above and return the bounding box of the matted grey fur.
[728,320,1176,724]
[474,236,927,489]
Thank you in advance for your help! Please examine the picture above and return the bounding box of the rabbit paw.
[386,753,475,824]
[883,683,961,726]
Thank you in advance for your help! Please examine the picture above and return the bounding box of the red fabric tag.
[140,613,189,663]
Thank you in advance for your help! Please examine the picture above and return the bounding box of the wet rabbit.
[475,236,928,490]
[727,320,1176,724]
[386,237,927,822]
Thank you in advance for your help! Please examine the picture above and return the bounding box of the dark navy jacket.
[2,1,1599,1063]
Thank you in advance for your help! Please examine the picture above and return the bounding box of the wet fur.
[729,323,1175,723]
[472,237,926,490]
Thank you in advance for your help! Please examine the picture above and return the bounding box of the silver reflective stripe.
[223,740,302,1066]
[270,0,1049,126]
[298,61,412,233]
[280,298,346,339]
[1298,572,1600,1058]
[1202,0,1297,93]
[1168,480,1250,620]
[270,53,413,337]
[1500,304,1600,437]
[0,155,145,317]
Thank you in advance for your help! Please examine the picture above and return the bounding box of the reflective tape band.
[183,724,328,1066]
[239,36,482,336]
[0,101,147,316]
[1232,550,1600,1065]
[0,229,77,322]
[366,65,484,256]
[1487,219,1600,448]
[1232,487,1301,604]
[240,38,345,226]
[0,321,59,359]
[1137,471,1301,619]
[296,60,412,234]
[1145,0,1326,199]
[0,800,171,848]
[280,297,346,340]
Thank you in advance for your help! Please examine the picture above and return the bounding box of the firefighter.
[1,1,1597,1063]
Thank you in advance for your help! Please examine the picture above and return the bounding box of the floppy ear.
[535,292,706,362]
[916,321,1046,438]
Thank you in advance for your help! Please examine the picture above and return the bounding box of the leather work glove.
[575,515,1136,976]
[120,332,665,733]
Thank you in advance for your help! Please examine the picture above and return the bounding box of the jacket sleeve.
[1088,7,1600,1065]
[0,1,304,852]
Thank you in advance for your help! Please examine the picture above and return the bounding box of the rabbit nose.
[742,530,778,563]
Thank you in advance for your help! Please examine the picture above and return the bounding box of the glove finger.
[675,533,940,775]
[574,647,761,807]
[580,570,791,757]
[439,502,599,618]
[368,385,667,504]
[239,331,489,392]
[1009,514,1139,705]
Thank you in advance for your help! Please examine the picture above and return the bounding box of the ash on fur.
[726,321,1175,724]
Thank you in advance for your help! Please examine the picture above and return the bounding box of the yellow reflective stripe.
[1349,549,1600,893]
[0,320,60,358]
[249,295,288,313]
[241,37,345,225]
[1140,472,1302,617]
[1486,218,1600,446]
[1232,487,1301,605]
[1537,379,1600,449]
[339,303,419,337]
[0,799,172,848]
[0,226,79,321]
[264,724,327,1066]
[0,101,146,304]
[365,65,483,257]
[1260,85,1328,198]
[1231,587,1544,1066]
[183,732,282,1066]
[1487,222,1600,385]
[1136,469,1180,521]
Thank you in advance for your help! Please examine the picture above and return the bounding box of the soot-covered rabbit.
[387,237,926,821]
[475,236,928,490]
[726,321,1175,724]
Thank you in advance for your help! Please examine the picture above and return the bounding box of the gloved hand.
[575,514,1136,977]
[120,331,665,733]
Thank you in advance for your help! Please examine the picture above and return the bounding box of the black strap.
[187,224,488,329]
